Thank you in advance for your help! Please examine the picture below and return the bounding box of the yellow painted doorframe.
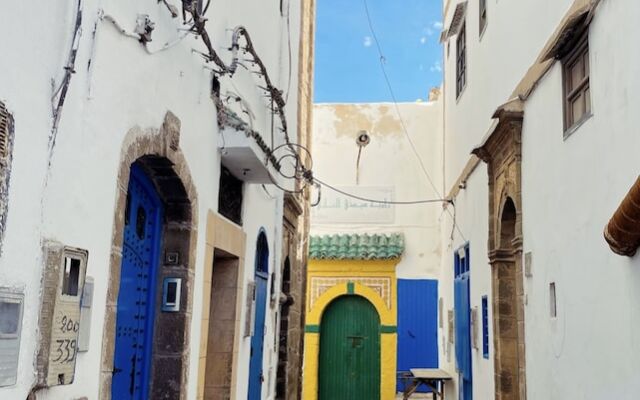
[302,277,397,400]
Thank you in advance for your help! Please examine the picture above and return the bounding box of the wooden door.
[318,296,380,400]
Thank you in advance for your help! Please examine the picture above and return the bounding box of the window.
[456,23,467,98]
[479,0,487,35]
[562,29,590,132]
[549,282,557,318]
[454,243,470,278]
[481,296,489,359]
[218,166,244,225]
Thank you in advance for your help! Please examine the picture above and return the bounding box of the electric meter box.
[36,242,88,388]
[0,288,24,387]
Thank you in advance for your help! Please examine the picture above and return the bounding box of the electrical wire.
[361,0,467,241]
[312,177,449,205]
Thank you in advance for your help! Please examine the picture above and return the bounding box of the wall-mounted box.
[161,278,182,312]
[244,282,256,338]
[0,288,24,387]
[36,242,88,388]
[77,277,94,352]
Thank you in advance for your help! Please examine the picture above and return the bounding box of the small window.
[218,166,244,225]
[479,0,487,35]
[456,22,467,98]
[549,282,557,318]
[481,296,489,359]
[562,29,591,133]
[62,257,81,296]
[454,243,470,278]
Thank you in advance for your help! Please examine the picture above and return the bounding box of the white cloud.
[430,61,442,73]
[363,36,373,47]
[425,27,434,36]
[432,21,444,29]
[420,37,427,44]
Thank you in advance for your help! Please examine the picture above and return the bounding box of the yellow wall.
[302,259,398,400]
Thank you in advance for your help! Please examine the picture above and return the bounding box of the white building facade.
[0,1,314,399]
[438,0,640,399]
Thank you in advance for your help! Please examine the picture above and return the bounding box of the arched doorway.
[493,196,523,398]
[318,296,381,400]
[248,231,269,400]
[101,113,198,399]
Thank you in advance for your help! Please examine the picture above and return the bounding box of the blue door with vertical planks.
[112,164,163,400]
[248,232,269,400]
[454,244,472,400]
[396,279,439,393]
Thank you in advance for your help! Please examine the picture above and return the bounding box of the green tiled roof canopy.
[309,233,404,260]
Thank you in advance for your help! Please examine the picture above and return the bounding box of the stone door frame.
[99,112,198,400]
[473,100,527,400]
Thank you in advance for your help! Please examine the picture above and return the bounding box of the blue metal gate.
[248,232,269,400]
[454,244,472,400]
[112,165,163,400]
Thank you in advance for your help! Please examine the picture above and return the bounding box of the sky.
[314,0,444,103]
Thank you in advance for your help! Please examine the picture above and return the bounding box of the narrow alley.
[0,0,639,400]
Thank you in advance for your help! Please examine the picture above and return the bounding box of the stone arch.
[499,196,517,249]
[99,111,198,400]
[304,282,396,400]
[492,191,525,400]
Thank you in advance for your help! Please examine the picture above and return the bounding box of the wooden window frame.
[562,28,591,134]
[456,22,467,99]
[479,0,487,36]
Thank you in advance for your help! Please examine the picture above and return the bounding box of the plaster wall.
[311,102,443,280]
[520,1,640,398]
[0,1,306,399]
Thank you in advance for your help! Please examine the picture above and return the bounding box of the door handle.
[112,367,123,375]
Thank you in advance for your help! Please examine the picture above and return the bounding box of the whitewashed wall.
[0,0,302,399]
[311,102,443,279]
[439,0,640,399]
[521,1,640,398]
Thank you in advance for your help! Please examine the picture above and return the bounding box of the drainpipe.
[604,176,640,256]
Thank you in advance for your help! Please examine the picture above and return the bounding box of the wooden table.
[401,368,453,400]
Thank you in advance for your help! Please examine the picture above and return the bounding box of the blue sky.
[314,0,443,103]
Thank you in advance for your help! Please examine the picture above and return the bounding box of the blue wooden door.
[454,245,472,400]
[112,165,163,400]
[248,232,269,400]
[396,279,439,393]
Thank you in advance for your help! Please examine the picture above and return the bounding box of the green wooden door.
[318,296,381,400]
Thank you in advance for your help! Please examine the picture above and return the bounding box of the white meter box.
[36,242,88,387]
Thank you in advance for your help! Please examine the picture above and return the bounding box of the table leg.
[403,381,419,400]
